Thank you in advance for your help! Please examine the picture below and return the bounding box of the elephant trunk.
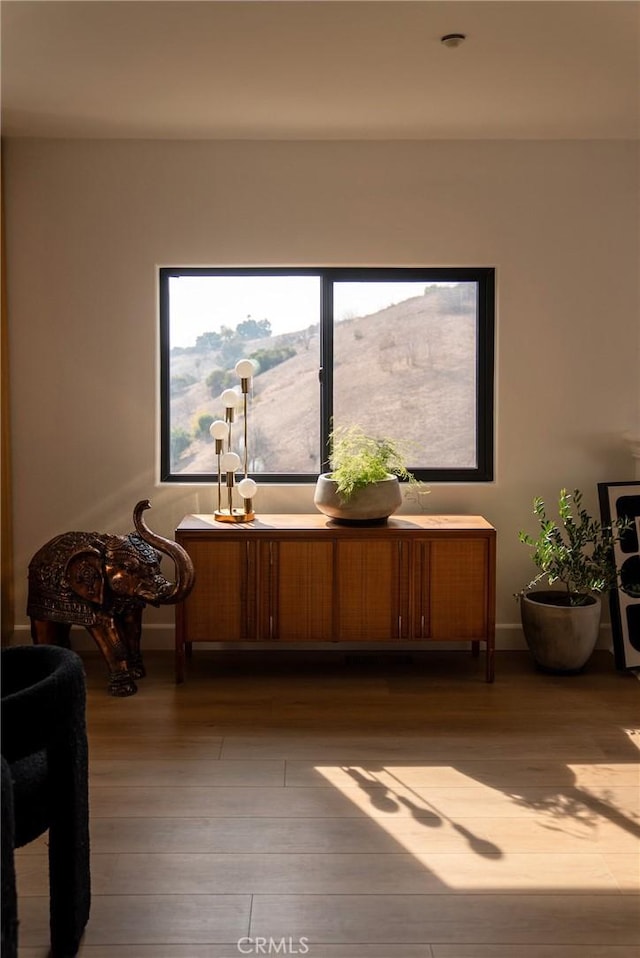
[133,500,195,605]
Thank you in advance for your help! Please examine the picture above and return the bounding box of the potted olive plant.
[313,425,418,523]
[517,488,629,672]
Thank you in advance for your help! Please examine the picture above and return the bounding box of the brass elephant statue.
[27,500,195,696]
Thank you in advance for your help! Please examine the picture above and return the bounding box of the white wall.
[4,139,639,647]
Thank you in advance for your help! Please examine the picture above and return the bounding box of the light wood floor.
[14,648,640,958]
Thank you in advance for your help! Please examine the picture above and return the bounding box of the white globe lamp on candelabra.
[209,360,258,521]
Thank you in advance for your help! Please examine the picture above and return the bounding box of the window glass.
[163,272,321,476]
[332,281,478,470]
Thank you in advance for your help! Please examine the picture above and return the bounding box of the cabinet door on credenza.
[335,538,403,641]
[416,537,490,640]
[263,539,335,641]
[182,538,256,642]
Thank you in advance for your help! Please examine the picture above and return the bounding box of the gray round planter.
[520,590,602,673]
[313,473,402,523]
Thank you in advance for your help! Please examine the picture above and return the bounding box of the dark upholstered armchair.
[1,644,91,957]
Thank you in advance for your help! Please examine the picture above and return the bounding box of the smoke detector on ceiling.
[440,33,467,49]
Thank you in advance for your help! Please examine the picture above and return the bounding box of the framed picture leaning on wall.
[598,481,640,671]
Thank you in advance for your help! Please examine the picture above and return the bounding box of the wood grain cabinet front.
[414,537,491,641]
[261,539,334,642]
[335,537,406,642]
[175,514,496,683]
[178,538,257,644]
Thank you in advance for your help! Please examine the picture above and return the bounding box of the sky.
[167,275,434,348]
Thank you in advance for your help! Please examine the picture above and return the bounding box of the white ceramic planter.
[313,473,402,523]
[520,590,601,673]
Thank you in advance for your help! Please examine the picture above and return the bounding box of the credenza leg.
[486,641,495,683]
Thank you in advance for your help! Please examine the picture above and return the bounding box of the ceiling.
[1,0,639,140]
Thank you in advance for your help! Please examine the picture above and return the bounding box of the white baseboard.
[10,623,176,651]
[9,622,614,653]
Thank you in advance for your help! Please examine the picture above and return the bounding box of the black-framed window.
[159,267,495,483]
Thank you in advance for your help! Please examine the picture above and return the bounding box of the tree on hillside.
[447,284,475,313]
[250,346,297,374]
[194,412,215,439]
[170,428,192,467]
[247,424,272,472]
[170,374,198,396]
[237,317,272,339]
[195,330,222,350]
[206,368,236,397]
[298,324,317,351]
[219,341,244,367]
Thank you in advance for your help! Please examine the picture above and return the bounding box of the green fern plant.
[328,425,415,501]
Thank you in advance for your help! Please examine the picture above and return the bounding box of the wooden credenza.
[175,514,496,682]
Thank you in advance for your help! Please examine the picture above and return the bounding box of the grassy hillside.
[169,285,476,476]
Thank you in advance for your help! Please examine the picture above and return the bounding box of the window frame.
[159,266,495,484]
